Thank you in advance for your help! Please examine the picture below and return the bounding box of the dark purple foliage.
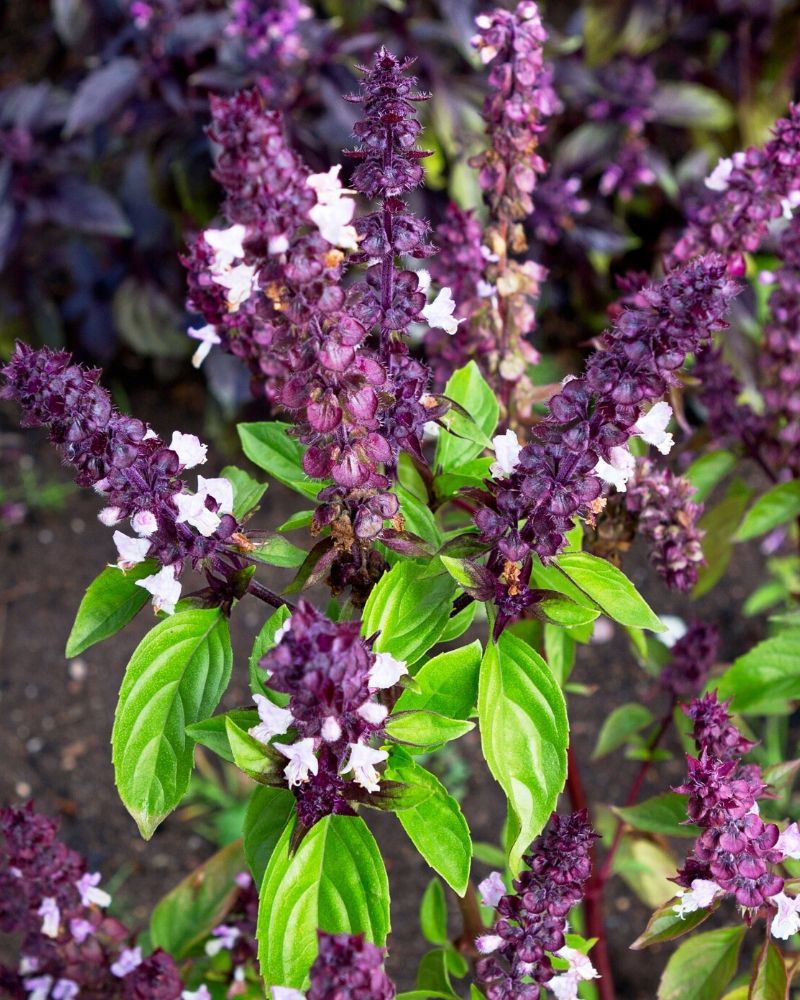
[660,623,720,698]
[306,931,395,1000]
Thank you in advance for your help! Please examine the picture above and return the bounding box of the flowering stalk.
[271,931,396,999]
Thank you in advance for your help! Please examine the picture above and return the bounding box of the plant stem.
[247,579,295,611]
[566,745,616,1000]
[454,880,484,958]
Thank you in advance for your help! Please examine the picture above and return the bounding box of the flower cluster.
[472,254,737,626]
[659,622,719,699]
[198,870,258,995]
[252,600,407,830]
[0,803,184,999]
[272,931,395,1000]
[624,460,705,593]
[0,344,241,615]
[470,1,559,224]
[672,693,787,916]
[668,104,800,274]
[475,811,598,1000]
[225,0,311,64]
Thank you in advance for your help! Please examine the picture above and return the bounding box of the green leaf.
[750,942,788,1000]
[225,717,283,783]
[238,421,322,500]
[472,841,506,868]
[397,483,442,547]
[386,749,472,895]
[220,464,268,520]
[150,840,245,958]
[362,561,455,663]
[65,561,156,657]
[613,793,699,837]
[539,595,600,627]
[394,641,482,720]
[435,457,493,498]
[651,83,735,129]
[112,609,232,838]
[556,552,665,632]
[435,362,499,471]
[716,629,800,714]
[735,480,800,541]
[693,480,753,597]
[684,450,736,503]
[657,926,746,1000]
[249,534,308,568]
[385,710,474,751]
[420,878,448,945]
[592,703,654,759]
[631,896,721,949]
[243,785,295,887]
[415,948,461,998]
[278,509,315,532]
[439,601,477,643]
[543,624,575,687]
[614,835,677,908]
[248,606,292,699]
[186,709,259,763]
[478,633,568,873]
[257,815,390,989]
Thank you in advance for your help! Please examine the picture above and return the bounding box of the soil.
[0,380,771,998]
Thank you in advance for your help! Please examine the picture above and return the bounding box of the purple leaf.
[63,58,141,138]
[36,179,132,237]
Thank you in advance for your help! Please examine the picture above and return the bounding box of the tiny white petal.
[422,286,462,335]
[23,977,53,1000]
[477,279,495,298]
[271,989,305,1000]
[673,879,722,918]
[197,475,234,517]
[594,446,636,493]
[705,157,734,192]
[111,946,142,978]
[478,871,506,908]
[490,429,522,478]
[635,401,674,455]
[274,617,292,644]
[249,694,293,744]
[173,491,221,537]
[416,269,432,293]
[76,872,111,908]
[475,934,503,954]
[771,891,800,940]
[777,822,800,860]
[554,946,599,982]
[131,510,158,537]
[369,651,408,690]
[182,988,212,1000]
[204,224,247,265]
[357,702,389,725]
[136,565,181,616]
[309,199,359,251]
[211,262,258,310]
[268,234,290,255]
[341,742,388,792]
[548,971,581,1000]
[169,431,208,469]
[37,897,60,938]
[659,615,688,648]
[19,956,39,975]
[112,531,151,571]
[321,716,343,742]
[98,506,123,526]
[273,738,318,787]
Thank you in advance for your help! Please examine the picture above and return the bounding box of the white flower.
[268,234,290,255]
[169,431,207,469]
[478,871,506,908]
[197,476,234,516]
[554,946,599,982]
[357,701,389,725]
[248,694,293,744]
[235,871,253,889]
[188,325,221,369]
[778,822,800,860]
[182,987,212,1000]
[111,946,143,978]
[659,615,688,648]
[341,742,388,793]
[113,531,151,570]
[136,565,182,615]
[369,651,408,689]
[24,977,53,1000]
[52,981,79,1000]
[69,918,94,944]
[37,897,60,938]
[19,956,39,975]
[635,401,674,454]
[271,989,306,1000]
[76,872,111,908]
[321,716,342,742]
[131,510,158,537]
[422,420,440,442]
[594,446,636,492]
[477,279,496,298]
[490,429,523,478]
[475,934,503,954]
[771,891,800,940]
[98,506,123,526]
[548,972,581,1000]
[274,738,318,786]
[274,616,292,645]
[213,261,259,310]
[416,269,432,293]
[205,224,247,265]
[422,286,462,335]
[173,491,220,537]
[781,190,800,220]
[205,925,241,956]
[673,879,722,918]
[307,166,359,250]
[704,157,734,192]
